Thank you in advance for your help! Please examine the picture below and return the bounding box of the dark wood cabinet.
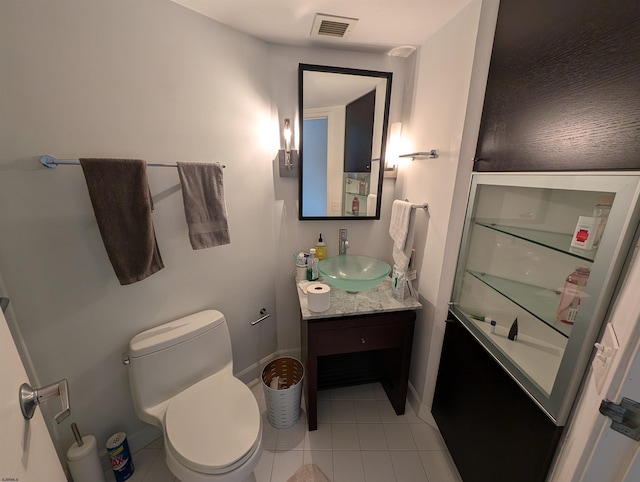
[475,0,640,172]
[301,310,415,430]
[433,317,563,482]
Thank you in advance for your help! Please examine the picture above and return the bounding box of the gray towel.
[79,158,164,285]
[177,161,230,249]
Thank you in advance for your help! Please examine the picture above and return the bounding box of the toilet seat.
[164,373,261,475]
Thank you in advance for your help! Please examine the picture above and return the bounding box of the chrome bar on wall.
[250,308,271,326]
[40,155,226,169]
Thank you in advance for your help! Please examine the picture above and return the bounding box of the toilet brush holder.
[66,423,106,482]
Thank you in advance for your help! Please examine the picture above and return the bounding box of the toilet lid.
[165,373,261,475]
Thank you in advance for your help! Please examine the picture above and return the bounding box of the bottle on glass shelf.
[592,195,613,247]
[556,267,591,325]
[352,197,360,216]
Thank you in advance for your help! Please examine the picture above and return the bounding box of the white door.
[0,309,66,481]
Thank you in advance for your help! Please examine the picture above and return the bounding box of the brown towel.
[80,158,164,285]
[177,161,230,249]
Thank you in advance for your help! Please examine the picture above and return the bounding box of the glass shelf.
[466,270,572,338]
[475,222,596,262]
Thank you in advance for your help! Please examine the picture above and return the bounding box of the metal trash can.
[261,357,304,429]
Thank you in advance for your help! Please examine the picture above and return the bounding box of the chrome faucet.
[339,229,349,255]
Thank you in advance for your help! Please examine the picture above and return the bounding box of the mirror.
[298,64,392,220]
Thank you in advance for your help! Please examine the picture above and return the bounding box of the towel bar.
[40,155,225,169]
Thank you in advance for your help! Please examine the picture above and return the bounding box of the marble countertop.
[296,277,422,320]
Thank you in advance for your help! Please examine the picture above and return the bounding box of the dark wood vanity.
[296,279,420,430]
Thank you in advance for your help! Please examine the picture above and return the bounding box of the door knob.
[20,379,70,423]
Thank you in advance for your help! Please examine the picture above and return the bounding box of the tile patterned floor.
[105,381,462,482]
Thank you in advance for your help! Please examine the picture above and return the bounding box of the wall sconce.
[384,122,402,178]
[279,118,298,178]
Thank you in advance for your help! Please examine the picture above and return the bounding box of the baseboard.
[408,381,439,430]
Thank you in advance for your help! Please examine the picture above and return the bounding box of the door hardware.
[599,397,640,440]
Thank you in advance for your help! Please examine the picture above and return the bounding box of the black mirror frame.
[298,63,393,220]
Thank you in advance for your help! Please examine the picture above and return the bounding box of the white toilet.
[127,310,262,482]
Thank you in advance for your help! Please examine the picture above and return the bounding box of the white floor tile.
[354,399,382,423]
[275,421,306,451]
[409,422,446,451]
[362,450,397,482]
[333,450,365,482]
[377,399,418,423]
[317,400,332,423]
[262,415,279,450]
[270,450,304,482]
[254,450,275,482]
[384,423,417,450]
[331,399,357,423]
[357,423,388,450]
[373,383,388,400]
[331,423,360,450]
[304,450,334,480]
[305,423,333,450]
[390,450,429,482]
[419,450,463,482]
[128,384,459,482]
[140,451,175,482]
[351,383,377,400]
[319,386,353,400]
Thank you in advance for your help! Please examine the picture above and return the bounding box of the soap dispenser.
[315,234,326,260]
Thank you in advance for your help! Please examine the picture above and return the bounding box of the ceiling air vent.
[311,13,358,39]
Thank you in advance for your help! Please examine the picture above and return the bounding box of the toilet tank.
[128,310,233,425]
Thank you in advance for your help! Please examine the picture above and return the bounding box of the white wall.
[0,0,277,464]
[394,0,499,419]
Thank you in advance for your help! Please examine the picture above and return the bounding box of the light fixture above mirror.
[298,64,393,220]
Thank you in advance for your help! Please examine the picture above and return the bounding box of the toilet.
[127,310,262,482]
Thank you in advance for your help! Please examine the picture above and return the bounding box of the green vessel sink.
[318,254,391,292]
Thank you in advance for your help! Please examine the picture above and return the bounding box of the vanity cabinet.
[474,0,640,172]
[296,278,420,431]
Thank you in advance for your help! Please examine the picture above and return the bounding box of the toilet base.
[164,425,263,482]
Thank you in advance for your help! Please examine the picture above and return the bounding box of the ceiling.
[171,0,473,54]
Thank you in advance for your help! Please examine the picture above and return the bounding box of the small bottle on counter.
[307,248,319,281]
[315,234,326,260]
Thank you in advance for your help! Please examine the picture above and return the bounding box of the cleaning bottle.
[315,234,326,260]
[307,248,319,281]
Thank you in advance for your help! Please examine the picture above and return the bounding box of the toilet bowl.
[127,310,263,481]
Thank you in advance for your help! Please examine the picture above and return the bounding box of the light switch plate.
[592,323,619,394]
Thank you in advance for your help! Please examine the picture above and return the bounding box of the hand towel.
[389,199,413,251]
[366,193,377,216]
[79,158,164,285]
[391,202,416,271]
[177,161,230,249]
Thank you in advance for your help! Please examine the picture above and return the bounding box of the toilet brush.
[66,422,106,482]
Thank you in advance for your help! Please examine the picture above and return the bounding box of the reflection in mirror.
[299,64,392,220]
